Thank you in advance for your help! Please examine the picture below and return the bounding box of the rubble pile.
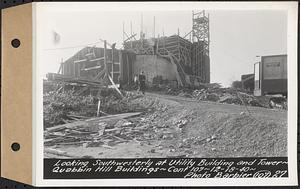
[44,90,98,129]
[43,88,287,158]
[44,112,143,158]
[43,90,175,158]
[43,89,150,129]
[165,86,194,97]
[164,85,287,109]
[192,88,264,107]
[268,96,287,109]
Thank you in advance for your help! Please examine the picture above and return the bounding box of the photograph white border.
[33,1,298,187]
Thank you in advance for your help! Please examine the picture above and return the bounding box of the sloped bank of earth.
[142,94,287,158]
[51,92,287,158]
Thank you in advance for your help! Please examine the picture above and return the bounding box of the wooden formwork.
[124,34,210,85]
[60,46,122,84]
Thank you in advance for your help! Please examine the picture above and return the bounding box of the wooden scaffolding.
[122,10,210,87]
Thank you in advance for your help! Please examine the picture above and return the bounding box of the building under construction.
[123,10,210,87]
[47,10,210,90]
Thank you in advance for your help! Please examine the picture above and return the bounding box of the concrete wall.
[133,55,178,84]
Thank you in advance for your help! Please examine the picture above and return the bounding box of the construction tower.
[191,10,210,83]
[192,10,210,56]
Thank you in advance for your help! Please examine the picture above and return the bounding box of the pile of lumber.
[44,112,142,158]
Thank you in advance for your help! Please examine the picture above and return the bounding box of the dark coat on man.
[138,73,146,94]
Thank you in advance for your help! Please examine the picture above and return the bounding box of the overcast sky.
[38,3,287,87]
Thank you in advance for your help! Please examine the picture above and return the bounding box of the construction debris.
[164,85,287,109]
[44,112,142,153]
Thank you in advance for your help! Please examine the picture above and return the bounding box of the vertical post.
[122,22,125,44]
[192,11,194,43]
[140,13,144,51]
[130,21,133,36]
[163,28,165,52]
[73,61,76,77]
[195,43,198,77]
[104,40,108,86]
[59,58,63,74]
[119,50,123,83]
[78,62,81,77]
[177,34,180,61]
[140,13,143,39]
[104,40,107,65]
[97,99,101,117]
[153,16,155,38]
[177,28,180,36]
[126,54,130,85]
[112,47,114,82]
[208,13,210,53]
[130,21,133,48]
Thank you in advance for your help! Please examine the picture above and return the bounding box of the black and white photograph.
[33,2,298,186]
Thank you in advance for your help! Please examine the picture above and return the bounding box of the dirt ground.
[48,92,287,158]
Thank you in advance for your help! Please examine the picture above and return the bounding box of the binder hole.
[11,143,20,151]
[11,39,20,48]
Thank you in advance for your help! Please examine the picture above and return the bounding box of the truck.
[253,54,287,96]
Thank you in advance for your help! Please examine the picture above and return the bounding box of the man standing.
[134,74,139,90]
[139,71,146,95]
[118,75,123,90]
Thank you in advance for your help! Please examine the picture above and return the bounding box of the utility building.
[123,10,210,87]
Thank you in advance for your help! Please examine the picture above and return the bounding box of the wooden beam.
[96,100,101,117]
[112,48,114,81]
[57,63,62,74]
[108,61,120,64]
[124,33,137,43]
[85,53,94,57]
[103,40,108,87]
[127,54,132,85]
[119,50,123,82]
[46,112,142,132]
[74,59,87,64]
[92,67,106,80]
[108,74,123,98]
[89,57,105,62]
[82,65,102,71]
[183,30,192,39]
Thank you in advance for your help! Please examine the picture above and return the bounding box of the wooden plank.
[93,68,106,80]
[82,65,102,71]
[44,148,75,158]
[74,59,87,64]
[46,112,142,132]
[107,61,120,64]
[119,50,124,82]
[112,48,114,81]
[124,33,137,43]
[57,63,62,74]
[89,57,105,62]
[96,100,101,117]
[108,74,123,97]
